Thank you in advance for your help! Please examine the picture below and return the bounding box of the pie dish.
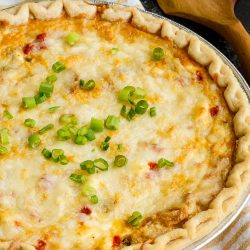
[0,1,249,250]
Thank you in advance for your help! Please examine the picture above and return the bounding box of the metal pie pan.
[2,1,250,249]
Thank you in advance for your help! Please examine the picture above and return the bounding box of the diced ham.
[112,235,121,247]
[210,106,220,117]
[195,70,203,81]
[23,44,35,55]
[80,206,92,215]
[148,162,158,170]
[36,33,47,42]
[35,240,46,250]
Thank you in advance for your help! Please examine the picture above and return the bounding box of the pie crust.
[0,1,249,250]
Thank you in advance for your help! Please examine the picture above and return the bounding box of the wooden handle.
[220,21,250,84]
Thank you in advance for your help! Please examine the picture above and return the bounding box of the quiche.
[0,1,249,250]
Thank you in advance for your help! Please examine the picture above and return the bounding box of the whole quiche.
[0,1,249,250]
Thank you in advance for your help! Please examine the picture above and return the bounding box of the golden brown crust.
[0,1,249,250]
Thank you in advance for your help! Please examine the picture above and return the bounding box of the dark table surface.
[140,0,250,76]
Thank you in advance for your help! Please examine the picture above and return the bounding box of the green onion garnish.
[28,134,41,149]
[79,79,84,89]
[94,158,109,171]
[100,136,111,151]
[90,195,98,204]
[57,126,72,141]
[158,158,175,168]
[51,149,64,162]
[118,86,135,102]
[59,155,68,165]
[84,80,95,91]
[128,211,143,226]
[24,118,36,128]
[149,107,156,117]
[69,173,87,184]
[0,145,8,155]
[46,74,57,83]
[3,110,13,119]
[39,123,54,135]
[74,135,88,145]
[90,117,104,132]
[105,115,120,130]
[135,100,149,115]
[34,93,47,104]
[118,144,123,150]
[39,81,54,97]
[77,126,88,136]
[80,160,95,174]
[48,106,60,113]
[152,47,165,60]
[127,108,136,121]
[114,155,128,167]
[66,32,80,46]
[52,61,66,73]
[59,114,78,125]
[120,105,127,118]
[85,128,96,141]
[41,148,52,159]
[133,87,146,99]
[82,185,97,197]
[111,48,119,54]
[22,97,37,109]
[0,128,9,145]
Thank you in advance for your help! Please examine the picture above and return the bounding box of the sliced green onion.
[85,128,96,141]
[34,93,47,104]
[128,211,143,226]
[57,126,72,141]
[39,123,54,135]
[158,158,175,168]
[39,81,54,97]
[3,110,13,119]
[127,108,136,121]
[66,32,80,46]
[120,105,127,118]
[94,158,109,171]
[22,97,37,109]
[51,149,64,162]
[52,61,66,73]
[82,185,97,197]
[84,80,95,91]
[90,117,104,132]
[100,136,111,151]
[0,145,8,155]
[80,160,95,174]
[0,128,9,145]
[90,195,98,204]
[24,118,36,128]
[133,87,146,99]
[105,115,120,130]
[77,126,88,136]
[28,134,41,149]
[59,114,78,125]
[135,100,149,115]
[41,148,52,159]
[69,173,87,184]
[149,107,157,117]
[79,79,84,89]
[111,48,119,54]
[114,155,128,167]
[118,144,123,150]
[118,86,135,102]
[59,155,68,165]
[46,74,57,83]
[48,106,60,113]
[152,47,165,61]
[74,135,87,145]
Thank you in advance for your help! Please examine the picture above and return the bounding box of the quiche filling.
[0,15,235,249]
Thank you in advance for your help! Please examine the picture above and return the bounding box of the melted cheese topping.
[0,17,235,249]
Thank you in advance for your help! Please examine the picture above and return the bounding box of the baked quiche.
[0,1,249,250]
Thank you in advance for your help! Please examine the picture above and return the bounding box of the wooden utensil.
[157,0,250,84]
